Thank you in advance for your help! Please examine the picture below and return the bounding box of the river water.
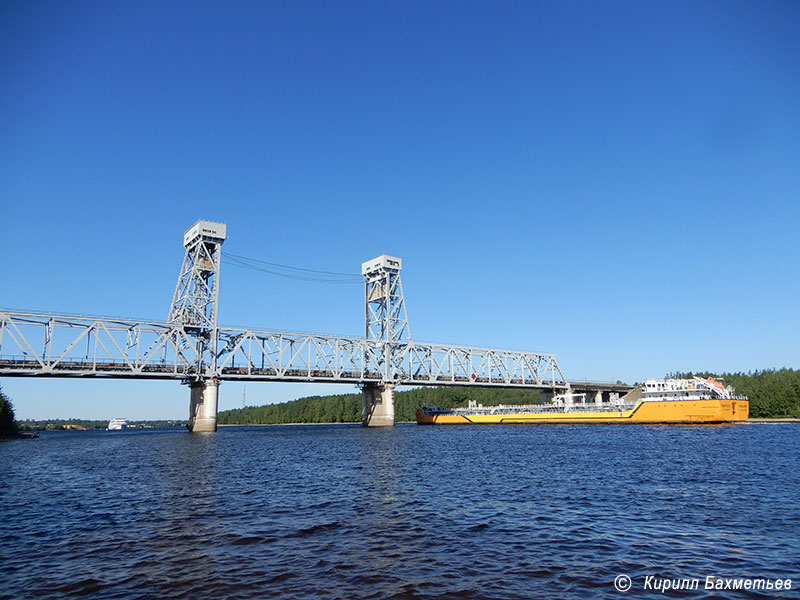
[1,423,798,599]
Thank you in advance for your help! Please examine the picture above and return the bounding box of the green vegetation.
[0,383,19,437]
[218,387,542,424]
[669,368,800,418]
[15,419,187,431]
[220,368,800,425]
[219,392,361,425]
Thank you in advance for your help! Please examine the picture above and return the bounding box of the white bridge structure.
[0,220,572,431]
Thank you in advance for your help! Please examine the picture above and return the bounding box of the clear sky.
[2,1,798,420]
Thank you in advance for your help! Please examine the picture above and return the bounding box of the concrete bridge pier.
[362,383,395,427]
[188,379,220,432]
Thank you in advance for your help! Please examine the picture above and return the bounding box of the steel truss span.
[0,312,199,379]
[0,311,568,389]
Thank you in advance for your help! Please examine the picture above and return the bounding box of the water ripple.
[1,424,799,599]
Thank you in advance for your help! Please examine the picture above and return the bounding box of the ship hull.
[416,399,749,425]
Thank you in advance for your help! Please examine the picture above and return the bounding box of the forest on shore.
[219,368,800,425]
[0,383,19,437]
[14,419,187,431]
[218,386,544,425]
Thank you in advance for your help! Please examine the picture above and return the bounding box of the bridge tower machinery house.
[168,220,226,432]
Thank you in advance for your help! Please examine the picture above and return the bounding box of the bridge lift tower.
[168,220,226,432]
[361,254,409,426]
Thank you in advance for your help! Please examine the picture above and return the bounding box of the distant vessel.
[107,418,129,430]
[416,377,748,425]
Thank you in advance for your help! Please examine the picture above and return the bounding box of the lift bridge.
[0,220,577,431]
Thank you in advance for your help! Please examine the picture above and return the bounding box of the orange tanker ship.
[416,377,748,425]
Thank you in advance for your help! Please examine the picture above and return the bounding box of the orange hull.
[416,399,749,425]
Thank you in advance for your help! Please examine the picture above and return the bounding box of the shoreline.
[218,421,417,427]
[221,418,800,427]
[741,418,800,423]
[10,419,798,433]
[218,422,356,427]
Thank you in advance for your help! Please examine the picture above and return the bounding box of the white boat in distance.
[107,418,128,430]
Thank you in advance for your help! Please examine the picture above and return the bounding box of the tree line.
[217,386,543,424]
[0,383,18,437]
[14,419,187,431]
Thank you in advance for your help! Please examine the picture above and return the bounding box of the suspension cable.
[222,252,363,284]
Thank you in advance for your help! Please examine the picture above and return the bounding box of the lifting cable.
[221,252,363,284]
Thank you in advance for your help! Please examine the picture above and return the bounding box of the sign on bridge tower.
[169,220,226,431]
[360,254,408,426]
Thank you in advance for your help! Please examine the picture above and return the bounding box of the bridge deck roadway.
[0,358,628,394]
[0,358,562,386]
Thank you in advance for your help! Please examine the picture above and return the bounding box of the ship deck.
[425,402,639,417]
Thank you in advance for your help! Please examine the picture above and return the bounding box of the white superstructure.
[107,418,128,430]
[183,220,226,248]
[642,377,741,401]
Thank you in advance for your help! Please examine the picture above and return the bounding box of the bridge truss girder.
[0,311,199,379]
[0,310,568,389]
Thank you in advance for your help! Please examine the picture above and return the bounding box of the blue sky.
[2,1,798,420]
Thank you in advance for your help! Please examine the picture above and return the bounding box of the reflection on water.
[1,424,798,599]
[134,433,226,596]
